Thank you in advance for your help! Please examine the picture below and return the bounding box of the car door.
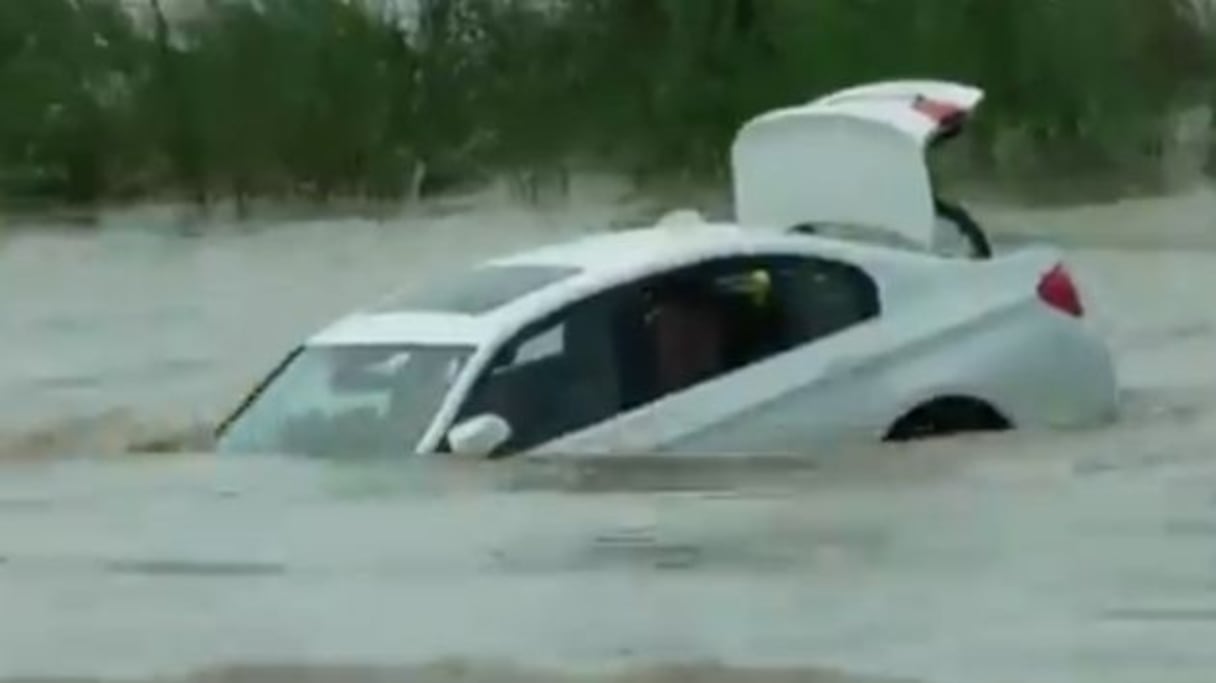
[533,253,887,456]
[446,285,651,456]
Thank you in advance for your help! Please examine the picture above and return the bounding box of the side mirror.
[446,414,512,457]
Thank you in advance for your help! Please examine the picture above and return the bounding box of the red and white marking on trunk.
[912,96,966,126]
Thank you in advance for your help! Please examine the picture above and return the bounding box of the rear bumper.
[1017,316,1121,430]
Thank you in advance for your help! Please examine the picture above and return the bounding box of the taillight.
[1037,263,1084,317]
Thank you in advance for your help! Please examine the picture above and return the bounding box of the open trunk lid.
[731,80,984,251]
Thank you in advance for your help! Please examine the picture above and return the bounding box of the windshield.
[217,344,474,458]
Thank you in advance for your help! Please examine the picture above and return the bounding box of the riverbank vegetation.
[1,0,1213,211]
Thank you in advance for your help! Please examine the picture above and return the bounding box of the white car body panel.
[289,223,1113,456]
[808,80,985,128]
[732,79,984,251]
[531,239,1117,457]
[223,79,1120,459]
[409,226,931,454]
[268,223,1117,458]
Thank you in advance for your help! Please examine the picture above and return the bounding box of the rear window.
[380,264,581,315]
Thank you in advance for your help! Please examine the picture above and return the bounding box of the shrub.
[0,0,1211,207]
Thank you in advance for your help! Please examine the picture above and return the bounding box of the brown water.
[2,179,1216,682]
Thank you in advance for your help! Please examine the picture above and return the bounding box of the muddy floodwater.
[2,180,1216,683]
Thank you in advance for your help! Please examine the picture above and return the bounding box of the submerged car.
[216,80,1119,459]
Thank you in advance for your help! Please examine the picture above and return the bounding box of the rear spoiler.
[806,79,985,147]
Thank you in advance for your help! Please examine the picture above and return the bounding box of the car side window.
[635,254,879,402]
[453,292,631,455]
[763,255,880,345]
[512,323,564,365]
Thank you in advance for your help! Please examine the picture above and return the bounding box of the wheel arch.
[883,394,1013,442]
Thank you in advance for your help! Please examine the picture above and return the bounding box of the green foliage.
[0,0,1212,207]
[0,0,148,202]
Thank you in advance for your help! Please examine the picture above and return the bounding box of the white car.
[216,80,1119,459]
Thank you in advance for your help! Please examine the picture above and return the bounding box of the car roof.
[489,223,750,270]
[308,222,932,348]
[492,221,932,279]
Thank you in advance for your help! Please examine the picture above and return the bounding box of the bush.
[0,0,1212,207]
[0,0,148,203]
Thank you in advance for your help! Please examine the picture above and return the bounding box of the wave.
[3,660,906,683]
[0,411,215,460]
